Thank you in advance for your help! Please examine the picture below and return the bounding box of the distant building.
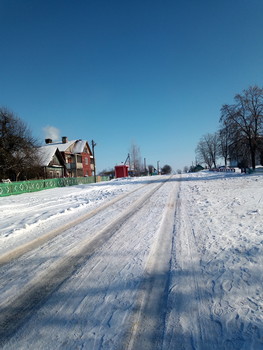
[192,164,204,172]
[39,137,94,178]
[228,136,263,169]
[228,150,263,169]
[115,165,129,178]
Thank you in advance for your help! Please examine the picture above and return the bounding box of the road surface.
[1,174,262,349]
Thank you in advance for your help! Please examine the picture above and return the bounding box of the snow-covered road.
[0,172,262,349]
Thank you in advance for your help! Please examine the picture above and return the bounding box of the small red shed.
[115,165,129,178]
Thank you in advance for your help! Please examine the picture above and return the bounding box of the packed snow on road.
[0,171,262,349]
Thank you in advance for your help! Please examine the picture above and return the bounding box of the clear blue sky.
[1,0,263,172]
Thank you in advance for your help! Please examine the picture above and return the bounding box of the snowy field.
[0,172,262,349]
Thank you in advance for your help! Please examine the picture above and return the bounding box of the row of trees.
[0,108,42,181]
[196,86,263,169]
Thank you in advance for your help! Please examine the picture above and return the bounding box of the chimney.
[62,136,68,144]
[45,138,53,144]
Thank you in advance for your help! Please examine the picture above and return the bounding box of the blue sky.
[1,0,263,172]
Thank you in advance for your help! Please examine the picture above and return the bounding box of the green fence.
[0,176,110,197]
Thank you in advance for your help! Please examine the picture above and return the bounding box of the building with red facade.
[41,137,94,178]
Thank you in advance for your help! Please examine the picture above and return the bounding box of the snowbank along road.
[0,173,263,349]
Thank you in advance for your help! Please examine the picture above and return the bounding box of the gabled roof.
[44,140,75,152]
[73,140,89,153]
[42,140,92,155]
[37,146,64,166]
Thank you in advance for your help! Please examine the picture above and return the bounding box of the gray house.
[38,146,67,178]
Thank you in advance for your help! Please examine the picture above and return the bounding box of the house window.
[85,157,88,165]
[77,155,82,163]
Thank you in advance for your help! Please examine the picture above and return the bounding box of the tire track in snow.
[122,180,179,350]
[0,179,171,346]
[165,187,223,350]
[0,183,149,267]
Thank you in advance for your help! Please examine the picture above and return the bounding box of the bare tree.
[218,126,231,167]
[0,107,40,181]
[196,133,219,169]
[129,142,142,176]
[220,86,263,169]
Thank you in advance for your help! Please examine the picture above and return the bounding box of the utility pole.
[91,140,97,183]
[157,160,160,174]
